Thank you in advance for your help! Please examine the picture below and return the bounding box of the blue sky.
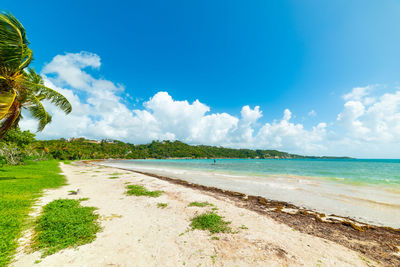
[4,0,400,157]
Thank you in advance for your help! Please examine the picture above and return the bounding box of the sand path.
[11,163,374,266]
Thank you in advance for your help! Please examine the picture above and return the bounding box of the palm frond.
[0,12,28,72]
[24,80,72,114]
[19,46,33,70]
[25,68,43,85]
[25,94,52,131]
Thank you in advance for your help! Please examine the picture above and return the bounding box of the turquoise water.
[120,158,400,186]
[102,158,400,227]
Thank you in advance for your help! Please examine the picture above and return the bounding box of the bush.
[0,143,25,165]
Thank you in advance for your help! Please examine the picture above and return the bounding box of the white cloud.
[20,51,400,157]
[343,86,372,102]
[338,87,400,144]
[308,109,316,117]
[20,52,328,155]
[255,109,326,153]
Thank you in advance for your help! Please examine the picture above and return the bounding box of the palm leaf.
[24,82,72,114]
[25,94,52,131]
[0,12,28,72]
[24,69,71,114]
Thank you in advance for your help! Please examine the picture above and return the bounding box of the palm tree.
[0,12,71,139]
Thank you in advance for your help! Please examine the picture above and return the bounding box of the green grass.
[157,203,168,208]
[108,176,119,179]
[188,201,213,207]
[110,172,123,176]
[211,254,217,264]
[78,198,89,202]
[190,212,231,234]
[125,185,163,197]
[33,199,100,256]
[0,160,66,266]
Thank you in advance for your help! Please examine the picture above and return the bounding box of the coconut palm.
[0,12,71,139]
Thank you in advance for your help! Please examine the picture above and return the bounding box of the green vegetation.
[157,203,168,208]
[190,212,231,234]
[0,128,350,166]
[0,160,65,266]
[33,139,316,160]
[78,198,89,202]
[109,176,119,179]
[188,201,213,207]
[0,13,71,139]
[125,185,163,197]
[239,224,248,230]
[33,199,100,256]
[211,254,217,264]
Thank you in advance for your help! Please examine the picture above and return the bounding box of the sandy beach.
[10,162,393,266]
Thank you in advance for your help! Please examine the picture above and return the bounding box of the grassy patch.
[109,176,119,179]
[33,199,100,256]
[190,212,231,234]
[0,160,65,266]
[110,172,123,176]
[157,203,168,208]
[188,201,213,207]
[78,198,89,202]
[239,224,248,230]
[211,254,217,264]
[125,185,163,197]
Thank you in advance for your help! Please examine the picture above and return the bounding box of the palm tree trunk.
[0,101,20,139]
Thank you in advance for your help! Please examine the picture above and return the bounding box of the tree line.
[0,128,350,165]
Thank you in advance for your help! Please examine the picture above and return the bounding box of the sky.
[3,0,400,158]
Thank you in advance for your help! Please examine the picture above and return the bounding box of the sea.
[99,158,400,228]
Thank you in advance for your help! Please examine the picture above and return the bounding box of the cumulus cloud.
[337,86,400,144]
[256,109,327,153]
[20,51,329,155]
[21,52,400,157]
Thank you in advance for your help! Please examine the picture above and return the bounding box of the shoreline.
[93,159,400,228]
[88,160,400,265]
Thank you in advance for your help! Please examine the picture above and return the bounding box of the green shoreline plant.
[125,184,163,197]
[33,199,100,257]
[190,212,231,234]
[157,202,168,208]
[188,201,213,207]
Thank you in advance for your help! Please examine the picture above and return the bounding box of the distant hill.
[33,138,351,160]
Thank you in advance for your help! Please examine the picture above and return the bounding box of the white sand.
[11,163,375,267]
